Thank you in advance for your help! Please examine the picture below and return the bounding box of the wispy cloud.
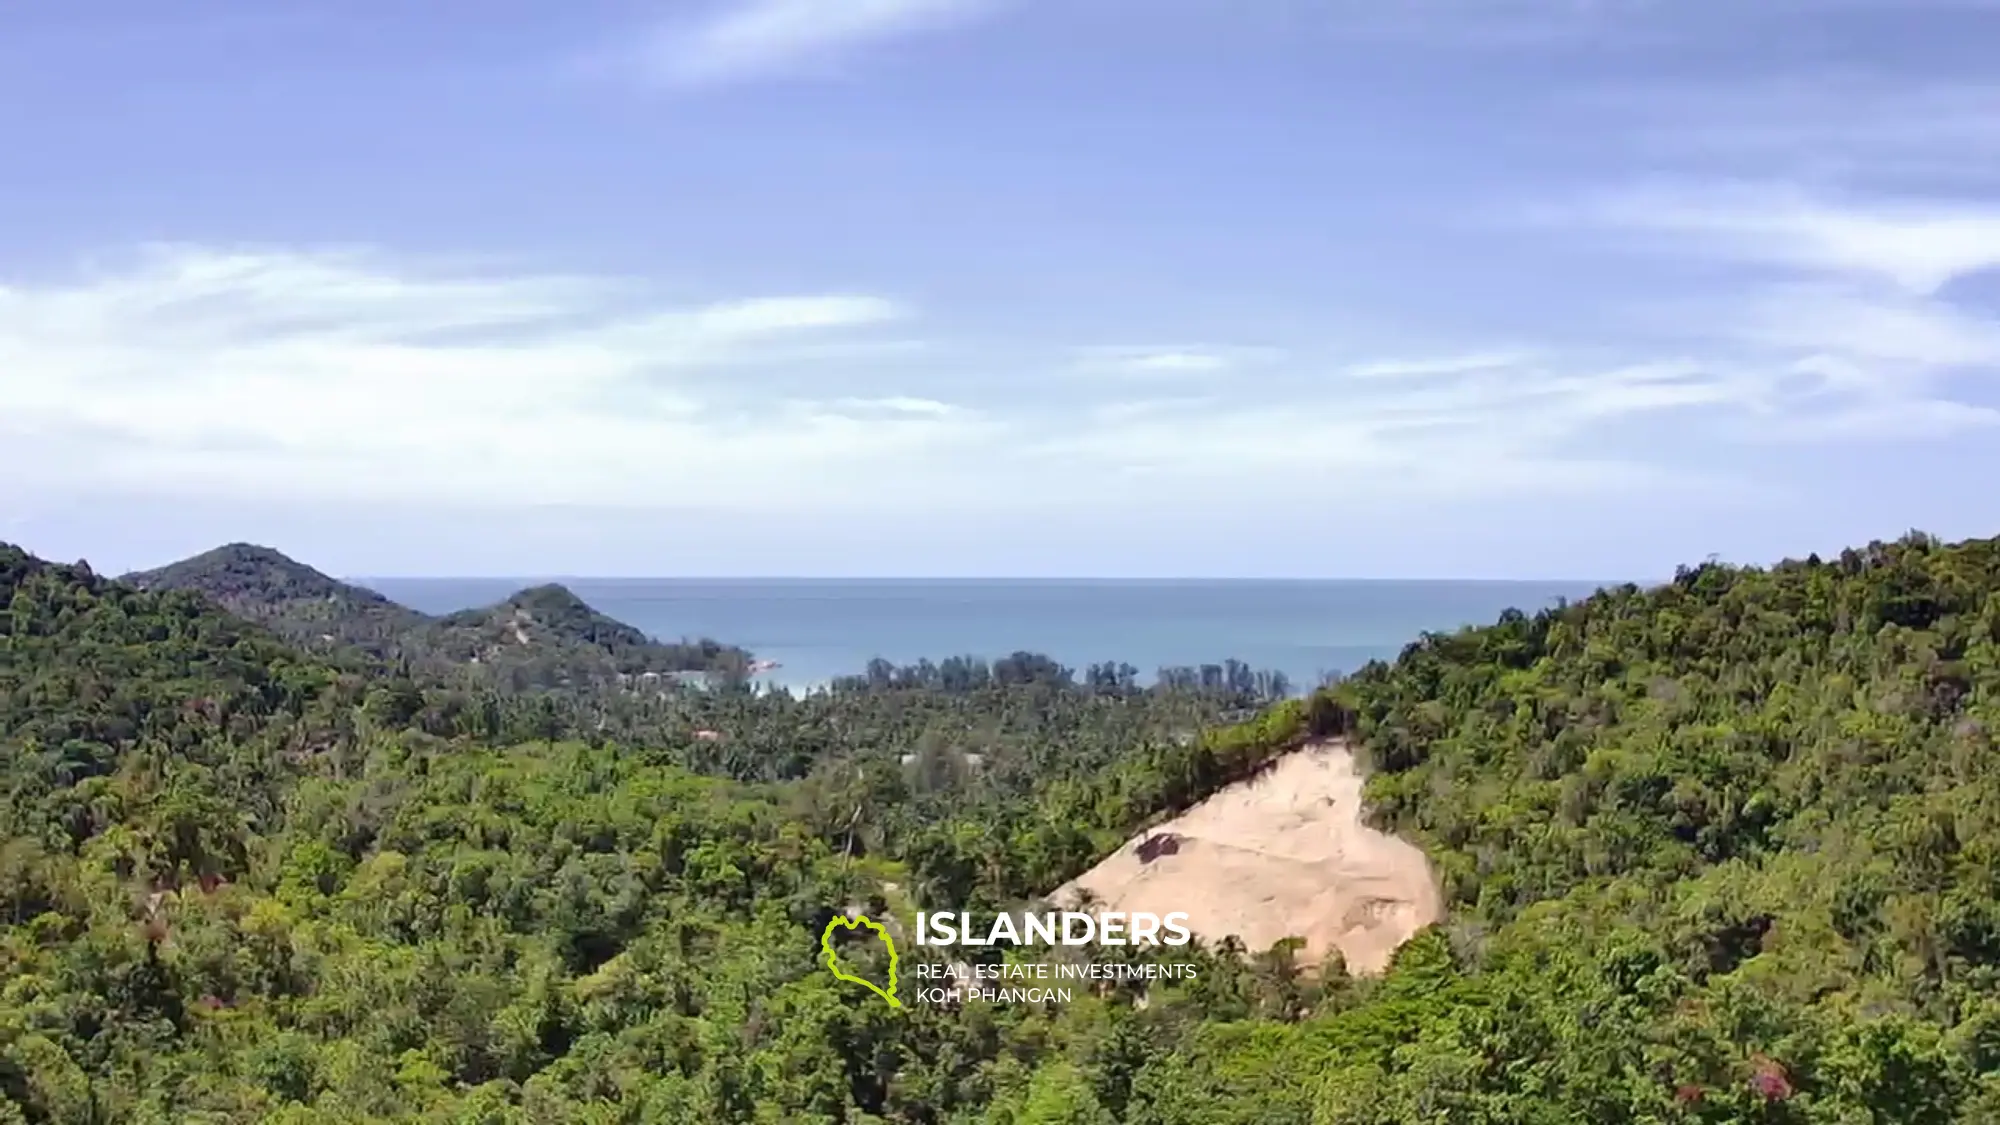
[1071,345,1282,377]
[5,244,1986,520]
[644,0,997,86]
[0,246,967,510]
[1731,285,2000,370]
[1530,178,2000,441]
[1030,361,1744,503]
[827,395,958,416]
[1723,384,2000,443]
[1561,183,2000,295]
[1342,352,1538,380]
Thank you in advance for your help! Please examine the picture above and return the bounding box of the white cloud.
[647,0,995,85]
[1732,285,2000,370]
[1041,355,1758,499]
[1534,178,2000,440]
[683,295,905,335]
[1342,352,1537,379]
[1728,395,2000,443]
[1071,345,1281,377]
[0,247,976,511]
[827,395,957,415]
[3,244,1983,519]
[1569,184,2000,294]
[1115,351,1231,374]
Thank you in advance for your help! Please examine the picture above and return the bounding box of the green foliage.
[121,543,746,692]
[6,530,2000,1122]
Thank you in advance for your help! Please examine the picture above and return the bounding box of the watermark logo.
[821,914,901,1009]
[917,910,1192,946]
[824,908,1203,1009]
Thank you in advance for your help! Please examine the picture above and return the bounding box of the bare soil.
[1049,739,1442,975]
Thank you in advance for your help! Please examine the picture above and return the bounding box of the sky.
[3,0,1999,579]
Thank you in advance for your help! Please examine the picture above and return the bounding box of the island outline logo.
[821,914,901,1009]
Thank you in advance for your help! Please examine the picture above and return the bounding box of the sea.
[359,578,1614,695]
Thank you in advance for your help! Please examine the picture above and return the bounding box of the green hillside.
[5,530,2000,1122]
[426,583,744,690]
[123,543,747,692]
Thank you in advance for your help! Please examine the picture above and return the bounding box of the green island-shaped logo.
[822,914,901,1009]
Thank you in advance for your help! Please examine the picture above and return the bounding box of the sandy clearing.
[1048,739,1442,975]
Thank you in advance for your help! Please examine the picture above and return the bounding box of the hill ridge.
[118,541,748,690]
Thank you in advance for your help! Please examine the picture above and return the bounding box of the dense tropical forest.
[5,530,2000,1122]
[121,544,748,691]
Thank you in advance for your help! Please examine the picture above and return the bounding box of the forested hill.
[5,530,2000,1122]
[427,583,742,683]
[122,543,429,654]
[121,542,748,691]
[0,538,1313,1122]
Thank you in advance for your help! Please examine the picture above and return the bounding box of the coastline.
[363,575,1603,696]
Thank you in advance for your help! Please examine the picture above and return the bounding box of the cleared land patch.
[1051,739,1441,974]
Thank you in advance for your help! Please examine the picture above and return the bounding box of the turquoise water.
[359,577,1611,693]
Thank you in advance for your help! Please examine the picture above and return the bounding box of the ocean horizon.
[358,576,1621,694]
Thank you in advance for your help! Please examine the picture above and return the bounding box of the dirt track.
[1049,739,1442,975]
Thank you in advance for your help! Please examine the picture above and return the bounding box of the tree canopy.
[120,544,747,691]
[4,530,1999,1122]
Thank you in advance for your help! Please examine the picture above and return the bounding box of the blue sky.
[3,0,1999,578]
